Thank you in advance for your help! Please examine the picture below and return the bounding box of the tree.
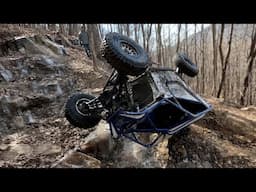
[176,24,181,53]
[185,24,188,55]
[212,24,218,96]
[141,24,153,53]
[156,24,163,65]
[200,24,205,94]
[240,25,256,105]
[68,24,74,36]
[217,24,234,98]
[126,24,130,37]
[98,24,103,39]
[134,24,139,43]
[87,24,99,71]
[59,24,65,34]
[48,24,56,31]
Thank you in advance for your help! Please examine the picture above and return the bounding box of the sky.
[101,24,210,49]
[102,24,210,41]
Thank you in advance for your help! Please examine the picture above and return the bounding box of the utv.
[65,32,212,147]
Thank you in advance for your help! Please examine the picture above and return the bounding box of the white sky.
[101,24,210,51]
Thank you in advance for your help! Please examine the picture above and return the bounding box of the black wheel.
[174,53,199,77]
[65,93,101,128]
[101,32,149,76]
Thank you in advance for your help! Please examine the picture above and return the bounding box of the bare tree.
[48,24,56,31]
[141,24,146,50]
[185,24,188,54]
[126,24,130,37]
[217,24,234,98]
[59,24,65,34]
[98,24,103,39]
[212,24,218,96]
[68,24,74,35]
[141,24,153,53]
[176,24,181,52]
[240,25,256,105]
[156,24,163,65]
[146,24,153,53]
[134,24,139,43]
[201,24,205,94]
[87,24,99,71]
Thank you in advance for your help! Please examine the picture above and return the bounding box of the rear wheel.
[174,53,199,77]
[65,93,101,128]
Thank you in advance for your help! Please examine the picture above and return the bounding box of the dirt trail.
[0,26,255,168]
[166,98,256,168]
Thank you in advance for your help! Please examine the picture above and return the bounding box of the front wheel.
[65,93,101,128]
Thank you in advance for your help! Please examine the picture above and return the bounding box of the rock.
[13,116,25,129]
[9,143,33,155]
[2,138,11,144]
[201,161,213,168]
[25,95,52,108]
[112,134,169,168]
[41,37,66,55]
[19,47,26,54]
[36,80,63,96]
[192,154,200,161]
[79,121,115,159]
[177,145,187,159]
[80,130,90,137]
[25,110,36,124]
[0,96,28,116]
[34,144,62,155]
[0,121,8,132]
[52,150,101,168]
[0,64,14,82]
[176,161,197,168]
[0,160,5,167]
[240,106,256,112]
[0,144,9,151]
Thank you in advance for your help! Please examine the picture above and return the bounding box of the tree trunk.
[87,24,99,71]
[176,24,181,52]
[185,24,188,55]
[68,24,73,36]
[201,24,205,94]
[146,24,153,54]
[194,24,200,92]
[48,24,56,31]
[141,24,146,50]
[156,24,162,65]
[98,24,103,40]
[134,24,139,43]
[59,24,65,34]
[240,25,256,105]
[212,24,218,96]
[87,24,102,59]
[217,24,234,98]
[126,24,130,37]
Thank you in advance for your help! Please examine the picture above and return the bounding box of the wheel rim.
[120,41,138,56]
[75,98,92,116]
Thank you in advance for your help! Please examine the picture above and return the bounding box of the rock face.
[52,150,101,168]
[78,121,116,159]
